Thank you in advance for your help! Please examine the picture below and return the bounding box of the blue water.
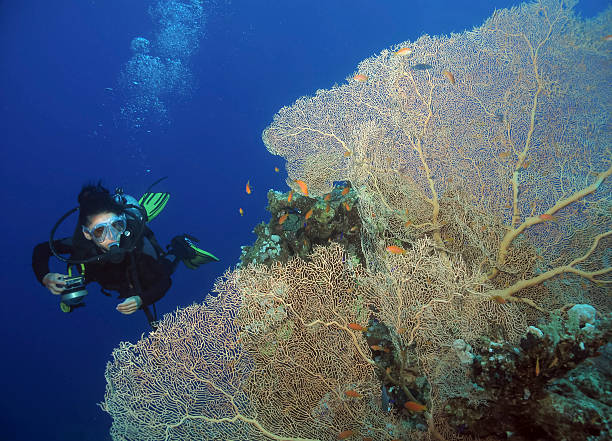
[0,0,608,440]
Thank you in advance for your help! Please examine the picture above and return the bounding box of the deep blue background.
[0,1,607,439]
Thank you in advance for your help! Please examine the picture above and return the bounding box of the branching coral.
[102,1,611,440]
[101,244,406,440]
[262,0,611,313]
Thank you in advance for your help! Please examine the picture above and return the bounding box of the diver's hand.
[42,273,67,295]
[116,296,142,315]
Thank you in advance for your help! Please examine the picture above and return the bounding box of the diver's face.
[83,212,123,251]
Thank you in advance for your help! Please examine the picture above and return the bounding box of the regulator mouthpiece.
[108,242,124,264]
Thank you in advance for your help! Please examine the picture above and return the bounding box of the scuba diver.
[31,177,219,330]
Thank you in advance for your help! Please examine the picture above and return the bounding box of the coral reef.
[101,1,611,440]
[446,311,612,441]
[239,186,363,267]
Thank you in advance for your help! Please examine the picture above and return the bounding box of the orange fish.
[274,167,279,172]
[395,47,412,56]
[341,187,350,196]
[324,193,331,201]
[344,202,351,211]
[350,226,359,232]
[337,430,355,440]
[404,401,427,412]
[539,213,558,222]
[279,214,289,225]
[326,202,330,212]
[246,180,252,194]
[370,345,385,351]
[353,74,367,82]
[535,356,540,376]
[287,190,293,202]
[344,390,362,398]
[239,207,244,216]
[522,160,532,169]
[405,220,412,227]
[603,34,612,41]
[348,323,367,332]
[305,209,313,220]
[295,180,309,196]
[386,245,406,255]
[491,295,506,304]
[442,69,455,85]
[343,151,352,157]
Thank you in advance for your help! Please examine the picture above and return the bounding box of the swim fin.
[168,234,219,269]
[139,192,170,222]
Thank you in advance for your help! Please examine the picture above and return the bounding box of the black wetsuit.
[32,223,176,310]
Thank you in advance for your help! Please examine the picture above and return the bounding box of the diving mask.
[82,214,127,244]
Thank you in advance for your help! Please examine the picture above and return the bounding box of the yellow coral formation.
[263,0,611,312]
[103,1,611,440]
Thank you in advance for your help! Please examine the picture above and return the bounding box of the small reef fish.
[278,213,289,225]
[274,167,279,172]
[348,323,368,332]
[442,69,455,84]
[246,180,252,194]
[326,203,330,212]
[239,207,244,216]
[344,202,351,211]
[491,295,507,304]
[344,390,363,398]
[539,213,558,222]
[535,357,540,376]
[295,179,309,196]
[353,74,368,82]
[404,401,427,412]
[337,430,355,440]
[343,150,352,157]
[412,63,433,70]
[324,193,332,201]
[370,345,390,352]
[350,226,359,232]
[603,34,612,41]
[305,209,313,220]
[395,47,412,56]
[341,186,350,196]
[288,190,294,202]
[386,245,406,255]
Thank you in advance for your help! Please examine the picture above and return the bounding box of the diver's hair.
[77,181,124,226]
